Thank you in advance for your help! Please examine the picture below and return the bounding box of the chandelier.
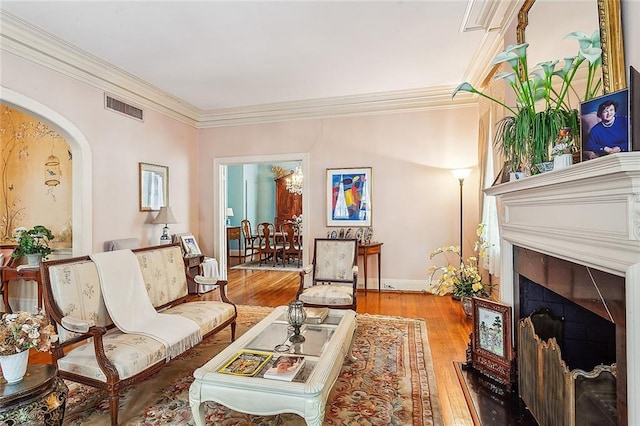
[286,167,303,195]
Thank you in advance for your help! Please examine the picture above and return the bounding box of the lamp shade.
[451,168,472,181]
[152,206,177,225]
[226,208,234,217]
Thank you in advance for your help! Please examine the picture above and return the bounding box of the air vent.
[104,94,144,121]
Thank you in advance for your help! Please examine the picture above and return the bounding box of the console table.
[0,364,68,425]
[358,242,383,293]
[226,226,242,266]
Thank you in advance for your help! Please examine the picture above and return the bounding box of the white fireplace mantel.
[485,152,640,424]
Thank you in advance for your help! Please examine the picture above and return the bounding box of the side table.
[358,242,383,293]
[1,266,42,313]
[0,364,68,425]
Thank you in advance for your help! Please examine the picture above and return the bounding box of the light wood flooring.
[30,268,474,425]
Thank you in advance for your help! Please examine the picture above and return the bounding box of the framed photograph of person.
[470,297,514,388]
[580,88,630,161]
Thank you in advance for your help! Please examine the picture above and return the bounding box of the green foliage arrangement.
[11,225,54,259]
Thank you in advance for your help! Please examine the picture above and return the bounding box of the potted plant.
[11,225,55,266]
[428,224,492,317]
[0,310,57,383]
[453,31,602,176]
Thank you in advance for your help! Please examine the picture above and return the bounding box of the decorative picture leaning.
[580,89,629,161]
[470,297,514,389]
[326,167,372,227]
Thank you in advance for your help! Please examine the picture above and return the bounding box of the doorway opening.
[214,153,309,279]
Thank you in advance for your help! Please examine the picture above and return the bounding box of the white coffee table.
[189,306,357,425]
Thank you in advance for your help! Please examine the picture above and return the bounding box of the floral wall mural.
[0,104,72,247]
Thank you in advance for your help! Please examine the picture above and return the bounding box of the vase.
[460,296,473,318]
[535,161,554,173]
[553,153,573,170]
[0,350,29,383]
[25,253,42,267]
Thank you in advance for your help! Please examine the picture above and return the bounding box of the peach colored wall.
[0,52,199,253]
[198,107,481,288]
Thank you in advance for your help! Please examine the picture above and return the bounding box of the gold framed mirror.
[517,0,626,94]
[139,162,169,212]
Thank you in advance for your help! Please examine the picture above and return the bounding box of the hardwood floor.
[29,268,474,425]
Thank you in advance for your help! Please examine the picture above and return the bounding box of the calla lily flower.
[565,31,593,51]
[562,56,576,74]
[492,50,519,69]
[580,47,602,65]
[536,60,559,77]
[505,43,529,59]
[451,82,476,99]
[494,72,517,85]
[591,30,601,48]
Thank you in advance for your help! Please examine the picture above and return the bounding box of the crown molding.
[1,11,487,129]
[197,86,476,128]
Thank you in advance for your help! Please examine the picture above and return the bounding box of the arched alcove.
[0,87,92,255]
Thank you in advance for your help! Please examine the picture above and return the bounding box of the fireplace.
[485,153,640,425]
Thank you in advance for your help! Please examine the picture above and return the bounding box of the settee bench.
[40,243,237,425]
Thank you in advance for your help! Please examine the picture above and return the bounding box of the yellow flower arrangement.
[0,310,58,356]
[428,224,492,298]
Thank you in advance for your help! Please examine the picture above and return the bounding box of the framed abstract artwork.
[470,297,514,388]
[326,167,372,227]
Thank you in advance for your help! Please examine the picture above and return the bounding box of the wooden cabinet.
[275,173,302,228]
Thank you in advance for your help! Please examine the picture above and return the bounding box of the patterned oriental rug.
[63,305,443,425]
[231,260,303,272]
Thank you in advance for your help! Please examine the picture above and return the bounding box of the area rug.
[62,305,443,425]
[231,259,303,272]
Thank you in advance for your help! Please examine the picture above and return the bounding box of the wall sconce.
[226,207,234,226]
[152,206,177,244]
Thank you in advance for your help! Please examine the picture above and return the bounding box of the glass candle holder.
[287,300,307,343]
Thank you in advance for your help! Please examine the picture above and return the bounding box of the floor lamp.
[451,169,472,261]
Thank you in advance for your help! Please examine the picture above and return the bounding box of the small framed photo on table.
[326,167,372,227]
[470,297,514,388]
[580,89,629,161]
[179,234,202,256]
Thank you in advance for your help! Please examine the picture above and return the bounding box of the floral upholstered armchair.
[296,238,358,310]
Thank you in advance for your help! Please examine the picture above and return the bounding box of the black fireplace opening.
[519,276,616,372]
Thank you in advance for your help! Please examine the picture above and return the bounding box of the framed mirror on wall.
[517,0,626,94]
[139,162,169,211]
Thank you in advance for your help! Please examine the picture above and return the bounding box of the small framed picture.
[179,234,202,256]
[326,167,372,227]
[470,297,514,388]
[580,89,629,161]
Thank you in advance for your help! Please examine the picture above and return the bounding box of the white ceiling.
[1,1,517,113]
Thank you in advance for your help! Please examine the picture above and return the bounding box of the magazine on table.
[218,350,272,377]
[263,355,305,381]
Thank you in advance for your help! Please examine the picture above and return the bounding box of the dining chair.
[240,219,260,263]
[281,221,302,267]
[296,238,358,310]
[257,222,284,266]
